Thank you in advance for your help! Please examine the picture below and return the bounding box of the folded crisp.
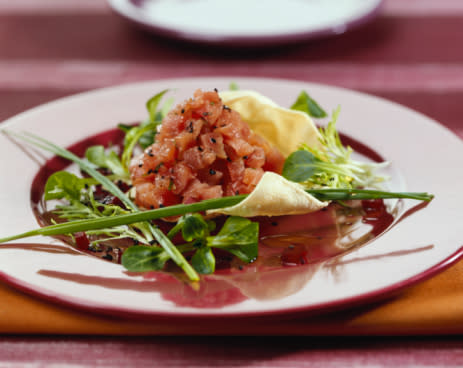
[208,90,327,217]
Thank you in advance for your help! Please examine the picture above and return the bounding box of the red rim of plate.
[0,245,462,321]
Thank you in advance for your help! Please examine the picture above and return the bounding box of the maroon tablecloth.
[1,0,463,366]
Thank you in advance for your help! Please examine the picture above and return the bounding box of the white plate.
[0,77,462,319]
[107,0,384,46]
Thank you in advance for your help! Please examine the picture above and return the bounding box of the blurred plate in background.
[107,0,384,46]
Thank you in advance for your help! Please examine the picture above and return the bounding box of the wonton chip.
[207,172,327,217]
[209,90,328,217]
[219,90,323,157]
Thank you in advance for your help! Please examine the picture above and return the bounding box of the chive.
[305,188,434,201]
[0,189,432,244]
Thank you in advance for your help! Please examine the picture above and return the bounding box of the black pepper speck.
[102,254,113,261]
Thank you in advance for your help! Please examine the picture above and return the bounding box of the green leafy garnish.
[118,122,157,150]
[290,90,327,118]
[44,171,152,248]
[191,246,216,275]
[283,107,388,189]
[119,89,174,165]
[120,122,158,170]
[44,171,86,201]
[146,89,170,124]
[85,145,128,180]
[121,245,170,272]
[176,214,212,242]
[207,217,258,263]
[281,150,321,184]
[122,215,258,275]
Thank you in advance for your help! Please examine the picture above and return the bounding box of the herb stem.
[0,189,432,244]
[307,188,434,201]
[148,223,198,281]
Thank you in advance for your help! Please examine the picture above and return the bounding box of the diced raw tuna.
[130,89,285,210]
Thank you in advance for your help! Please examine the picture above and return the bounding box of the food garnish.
[219,89,323,156]
[207,172,328,217]
[0,88,434,281]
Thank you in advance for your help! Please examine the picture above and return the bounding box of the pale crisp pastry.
[207,172,328,217]
[220,90,323,157]
[212,90,327,217]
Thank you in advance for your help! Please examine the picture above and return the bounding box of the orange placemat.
[1,258,463,336]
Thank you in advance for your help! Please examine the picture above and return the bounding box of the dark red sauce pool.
[30,127,395,308]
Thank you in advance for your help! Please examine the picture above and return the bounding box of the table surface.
[1,0,463,366]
